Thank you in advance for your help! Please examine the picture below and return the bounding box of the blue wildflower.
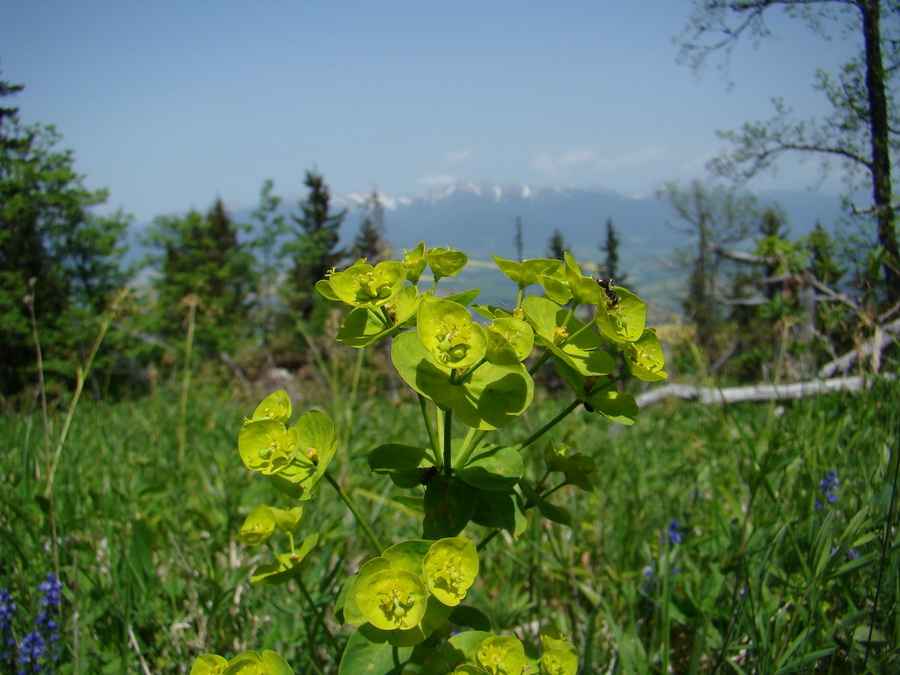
[818,470,840,506]
[37,575,61,609]
[17,630,46,673]
[667,520,685,544]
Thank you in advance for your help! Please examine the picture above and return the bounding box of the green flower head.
[328,261,406,308]
[236,505,277,546]
[402,242,428,283]
[426,246,468,280]
[476,635,527,675]
[418,297,487,370]
[355,569,428,631]
[422,536,479,606]
[238,419,297,475]
[624,328,668,382]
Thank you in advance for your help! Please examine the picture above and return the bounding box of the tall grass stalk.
[177,295,198,467]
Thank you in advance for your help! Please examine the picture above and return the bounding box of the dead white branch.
[638,318,899,407]
[635,376,869,407]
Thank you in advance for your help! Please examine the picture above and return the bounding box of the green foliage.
[191,245,674,672]
[0,77,129,400]
[1,368,897,672]
[143,198,256,357]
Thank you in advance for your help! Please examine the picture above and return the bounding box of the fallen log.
[635,375,871,407]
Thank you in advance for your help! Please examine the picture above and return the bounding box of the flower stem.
[442,409,453,476]
[418,394,441,466]
[517,399,581,451]
[324,471,383,553]
[296,573,341,656]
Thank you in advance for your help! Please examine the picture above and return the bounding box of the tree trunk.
[861,0,900,300]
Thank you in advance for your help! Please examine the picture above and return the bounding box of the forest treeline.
[2,1,899,407]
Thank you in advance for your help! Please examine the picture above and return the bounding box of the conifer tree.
[546,229,567,261]
[146,198,255,356]
[599,217,627,286]
[351,185,389,264]
[284,170,346,320]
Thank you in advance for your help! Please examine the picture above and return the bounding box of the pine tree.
[546,229,567,261]
[146,198,255,356]
[599,217,627,286]
[351,185,390,263]
[514,217,524,262]
[283,170,347,320]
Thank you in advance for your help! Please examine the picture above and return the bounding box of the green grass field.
[1,374,897,673]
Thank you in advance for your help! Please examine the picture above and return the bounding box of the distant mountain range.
[128,181,849,311]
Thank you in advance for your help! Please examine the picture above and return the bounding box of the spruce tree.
[599,217,627,286]
[351,185,389,264]
[284,171,346,320]
[546,229,567,261]
[146,198,255,356]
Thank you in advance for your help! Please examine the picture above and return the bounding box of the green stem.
[455,428,488,469]
[518,399,581,451]
[418,395,441,466]
[296,573,341,656]
[324,471,384,553]
[527,350,552,376]
[442,409,453,476]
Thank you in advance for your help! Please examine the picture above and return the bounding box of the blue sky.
[0,1,856,222]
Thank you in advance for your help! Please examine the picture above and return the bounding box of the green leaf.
[249,389,292,424]
[190,654,228,675]
[470,489,527,538]
[519,481,572,526]
[338,629,413,675]
[492,255,559,288]
[543,444,598,492]
[521,295,615,377]
[392,331,534,430]
[423,475,478,538]
[450,606,492,632]
[554,361,639,425]
[563,252,601,306]
[368,444,434,488]
[381,539,434,575]
[250,533,319,585]
[419,631,493,675]
[457,445,524,492]
[337,285,421,347]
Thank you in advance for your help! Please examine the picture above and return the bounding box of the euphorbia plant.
[191,245,666,674]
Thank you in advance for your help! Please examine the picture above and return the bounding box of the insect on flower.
[595,277,619,308]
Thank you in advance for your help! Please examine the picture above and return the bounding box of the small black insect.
[420,466,439,486]
[596,277,619,308]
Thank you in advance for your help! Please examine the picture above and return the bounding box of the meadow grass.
[0,374,897,673]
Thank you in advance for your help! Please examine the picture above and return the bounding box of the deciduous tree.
[678,0,900,301]
[0,75,128,399]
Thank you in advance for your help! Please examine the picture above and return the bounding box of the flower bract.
[422,537,479,606]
